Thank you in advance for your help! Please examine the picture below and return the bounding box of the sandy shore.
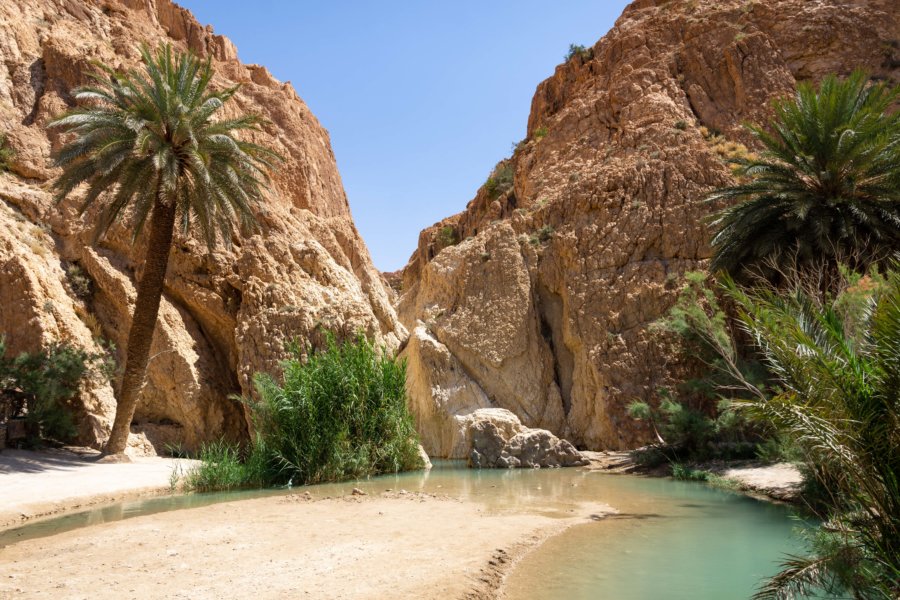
[0,490,611,599]
[0,449,197,529]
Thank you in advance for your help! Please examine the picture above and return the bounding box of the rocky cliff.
[0,0,404,452]
[398,0,900,454]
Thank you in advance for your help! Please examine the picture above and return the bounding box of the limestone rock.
[416,444,433,470]
[467,408,587,469]
[0,0,404,452]
[398,0,899,451]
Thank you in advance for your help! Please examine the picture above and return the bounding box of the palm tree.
[727,272,900,599]
[708,72,900,280]
[51,44,278,455]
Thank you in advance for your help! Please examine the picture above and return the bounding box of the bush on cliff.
[0,133,14,172]
[185,333,423,491]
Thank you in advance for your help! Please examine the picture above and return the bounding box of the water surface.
[1,461,806,599]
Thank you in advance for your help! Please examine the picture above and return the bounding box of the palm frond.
[52,42,278,249]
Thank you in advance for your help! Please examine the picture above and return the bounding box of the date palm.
[51,44,278,455]
[727,272,900,599]
[709,72,900,280]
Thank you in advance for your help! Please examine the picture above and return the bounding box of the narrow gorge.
[396,0,899,453]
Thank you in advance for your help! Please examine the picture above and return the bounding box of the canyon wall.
[398,0,900,454]
[0,0,404,452]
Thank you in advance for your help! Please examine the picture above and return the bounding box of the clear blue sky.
[178,1,629,271]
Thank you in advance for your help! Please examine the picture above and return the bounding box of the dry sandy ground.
[0,449,197,529]
[583,451,804,503]
[721,462,803,502]
[0,490,610,600]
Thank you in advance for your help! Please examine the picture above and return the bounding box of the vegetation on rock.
[564,43,591,62]
[0,133,13,172]
[484,163,514,198]
[50,43,278,455]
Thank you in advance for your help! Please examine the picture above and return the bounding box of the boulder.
[467,409,587,469]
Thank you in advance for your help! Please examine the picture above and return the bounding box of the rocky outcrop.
[468,409,587,469]
[0,0,404,452]
[398,0,900,451]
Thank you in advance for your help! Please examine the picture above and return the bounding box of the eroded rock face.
[399,0,900,451]
[0,0,404,452]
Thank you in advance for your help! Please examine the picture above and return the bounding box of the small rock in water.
[351,488,366,496]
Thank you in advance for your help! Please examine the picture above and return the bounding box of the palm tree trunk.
[103,197,177,455]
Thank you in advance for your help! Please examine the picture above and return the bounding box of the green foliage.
[252,334,423,485]
[484,163,514,198]
[726,269,900,599]
[0,133,14,172]
[670,464,741,491]
[437,225,457,247]
[529,224,554,245]
[50,43,280,249]
[565,44,591,62]
[533,126,549,140]
[755,433,802,464]
[65,264,93,300]
[708,71,900,279]
[182,439,265,492]
[673,120,688,131]
[628,393,755,461]
[185,334,423,491]
[629,272,771,462]
[0,337,101,444]
[671,463,710,481]
[657,271,732,354]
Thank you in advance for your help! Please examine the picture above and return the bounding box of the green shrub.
[628,272,772,461]
[671,463,709,481]
[565,43,591,62]
[65,264,93,300]
[182,439,267,492]
[484,163,514,198]
[671,464,740,490]
[533,126,548,140]
[437,225,457,247]
[1,337,101,444]
[253,333,423,485]
[628,393,717,457]
[186,334,423,491]
[529,224,554,245]
[0,133,14,172]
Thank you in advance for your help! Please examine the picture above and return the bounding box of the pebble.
[351,488,366,496]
